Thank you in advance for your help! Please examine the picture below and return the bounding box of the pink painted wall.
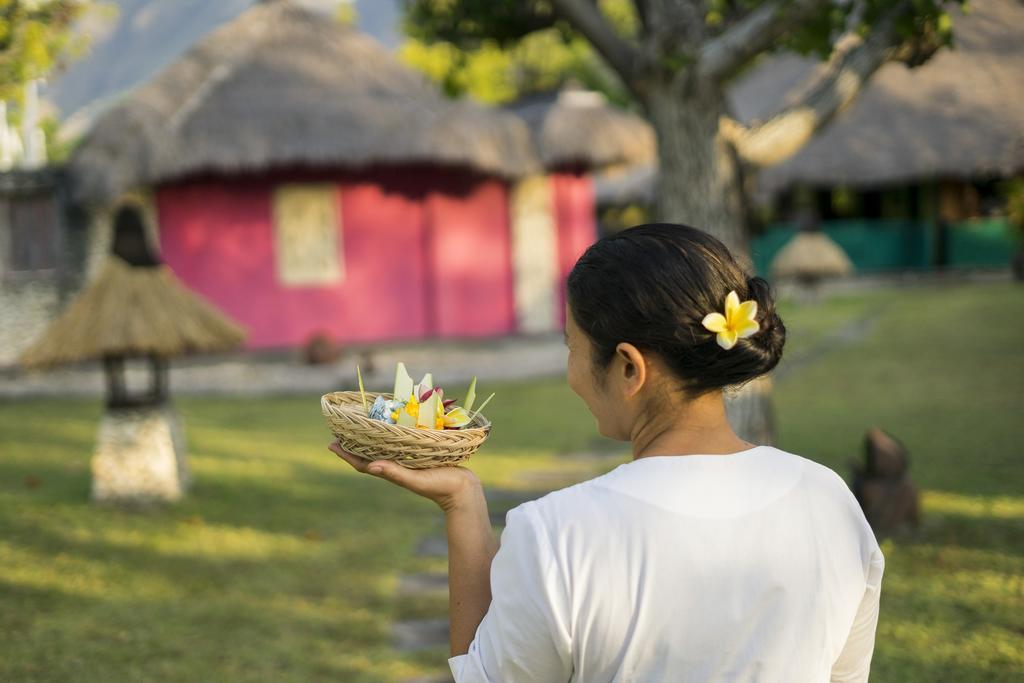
[552,171,598,328]
[156,167,514,349]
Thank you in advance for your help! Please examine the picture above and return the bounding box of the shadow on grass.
[896,509,1024,558]
[872,648,1019,683]
[0,577,403,683]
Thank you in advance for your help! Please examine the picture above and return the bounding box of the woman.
[330,223,884,682]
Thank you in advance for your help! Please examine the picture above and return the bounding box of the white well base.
[91,404,189,504]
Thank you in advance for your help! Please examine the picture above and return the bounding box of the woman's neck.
[630,390,752,459]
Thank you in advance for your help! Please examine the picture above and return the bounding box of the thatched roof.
[68,0,538,205]
[508,85,656,171]
[770,232,854,280]
[20,257,246,368]
[731,0,1024,196]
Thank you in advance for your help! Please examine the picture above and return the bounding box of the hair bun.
[745,275,786,375]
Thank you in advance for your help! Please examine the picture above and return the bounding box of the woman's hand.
[328,440,483,512]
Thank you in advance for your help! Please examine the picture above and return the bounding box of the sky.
[46,0,403,130]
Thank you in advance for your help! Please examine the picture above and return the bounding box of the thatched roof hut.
[19,256,246,368]
[507,84,656,171]
[731,0,1024,197]
[68,0,537,206]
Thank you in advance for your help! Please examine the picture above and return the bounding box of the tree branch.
[700,0,829,83]
[633,0,651,32]
[549,0,639,84]
[721,3,910,167]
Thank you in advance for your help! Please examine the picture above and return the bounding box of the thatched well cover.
[771,232,854,281]
[509,85,656,171]
[68,0,538,205]
[20,257,246,368]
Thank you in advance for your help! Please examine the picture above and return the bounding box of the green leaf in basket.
[464,376,477,413]
[357,365,368,414]
[469,392,495,422]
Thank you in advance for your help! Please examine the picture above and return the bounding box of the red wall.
[426,173,516,337]
[552,171,597,328]
[156,167,515,349]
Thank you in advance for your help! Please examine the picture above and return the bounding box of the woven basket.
[321,391,492,469]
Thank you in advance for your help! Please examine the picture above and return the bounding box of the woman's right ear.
[615,342,647,399]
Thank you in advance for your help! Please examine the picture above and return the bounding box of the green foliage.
[400,0,634,104]
[403,0,968,97]
[0,1,103,164]
[400,28,624,104]
[782,0,967,61]
[336,0,357,26]
[403,0,559,46]
[703,0,776,32]
[0,0,90,102]
[999,178,1024,243]
[400,37,517,102]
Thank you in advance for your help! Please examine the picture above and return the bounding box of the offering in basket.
[322,362,495,469]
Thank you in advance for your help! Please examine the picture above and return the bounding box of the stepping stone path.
[414,535,448,558]
[393,617,451,652]
[398,572,450,597]
[774,305,887,382]
[395,479,581,682]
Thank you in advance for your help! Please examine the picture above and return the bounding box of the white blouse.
[449,445,885,682]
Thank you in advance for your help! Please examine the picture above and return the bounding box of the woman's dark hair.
[567,223,786,396]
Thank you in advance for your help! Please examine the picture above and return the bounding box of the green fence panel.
[751,226,798,277]
[825,220,931,271]
[752,218,1015,277]
[947,218,1018,268]
[753,220,930,277]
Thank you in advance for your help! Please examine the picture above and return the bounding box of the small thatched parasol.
[770,232,855,282]
[508,83,656,171]
[68,0,538,206]
[20,205,245,407]
[19,257,246,368]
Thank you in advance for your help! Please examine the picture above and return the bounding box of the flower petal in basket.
[321,391,492,469]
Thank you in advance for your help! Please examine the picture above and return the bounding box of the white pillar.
[510,175,560,334]
[91,404,189,504]
[21,79,46,169]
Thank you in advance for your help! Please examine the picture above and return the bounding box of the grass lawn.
[774,279,1024,681]
[1,279,1021,681]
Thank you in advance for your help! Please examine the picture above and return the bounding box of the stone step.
[398,572,448,597]
[414,487,560,557]
[393,617,449,652]
[513,469,582,489]
[415,535,448,557]
[483,487,550,507]
[401,675,454,683]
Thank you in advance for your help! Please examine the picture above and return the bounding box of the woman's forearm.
[444,483,499,656]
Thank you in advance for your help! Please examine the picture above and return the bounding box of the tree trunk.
[645,82,750,263]
[644,80,776,446]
